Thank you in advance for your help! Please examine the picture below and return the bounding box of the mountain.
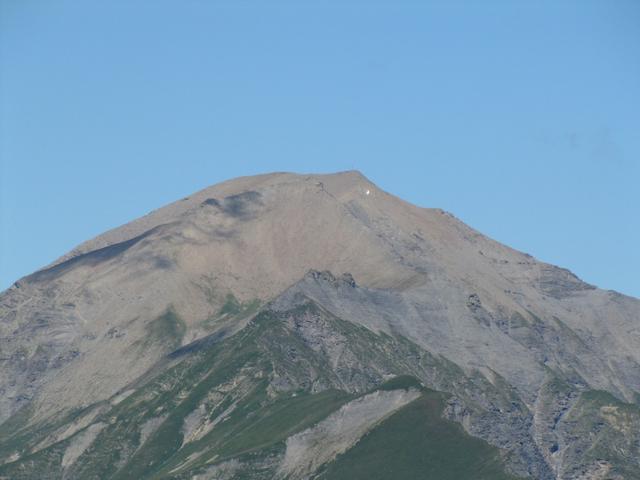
[1,171,639,480]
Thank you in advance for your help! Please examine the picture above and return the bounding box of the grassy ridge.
[319,390,520,480]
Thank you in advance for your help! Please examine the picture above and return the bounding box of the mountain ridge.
[1,170,639,479]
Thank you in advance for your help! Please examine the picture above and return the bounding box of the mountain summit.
[1,171,639,479]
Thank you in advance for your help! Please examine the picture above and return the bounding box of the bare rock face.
[1,171,639,479]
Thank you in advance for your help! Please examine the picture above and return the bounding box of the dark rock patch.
[25,225,166,284]
[201,190,263,220]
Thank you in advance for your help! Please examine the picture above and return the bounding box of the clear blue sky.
[1,1,639,297]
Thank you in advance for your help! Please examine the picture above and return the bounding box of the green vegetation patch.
[215,389,351,459]
[140,308,186,351]
[377,375,423,392]
[202,293,262,330]
[319,390,521,480]
[558,389,640,479]
[219,293,261,318]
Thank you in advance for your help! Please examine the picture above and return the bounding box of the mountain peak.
[2,171,640,479]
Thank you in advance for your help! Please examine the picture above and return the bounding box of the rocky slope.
[1,171,639,479]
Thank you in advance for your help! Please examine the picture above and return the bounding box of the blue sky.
[1,0,639,297]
